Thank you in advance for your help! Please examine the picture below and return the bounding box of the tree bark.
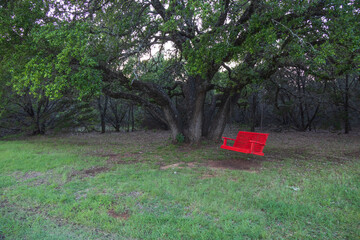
[202,93,219,137]
[180,75,209,143]
[207,96,231,141]
[98,96,108,134]
[127,105,130,132]
[186,90,206,143]
[344,74,350,134]
[250,92,257,132]
[296,70,305,130]
[163,105,182,141]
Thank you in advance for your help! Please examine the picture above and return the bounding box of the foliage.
[175,133,185,143]
[1,0,359,141]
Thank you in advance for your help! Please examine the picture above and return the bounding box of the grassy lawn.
[0,129,359,239]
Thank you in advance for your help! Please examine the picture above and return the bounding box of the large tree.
[3,0,359,143]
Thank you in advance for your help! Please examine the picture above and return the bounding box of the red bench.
[221,131,269,156]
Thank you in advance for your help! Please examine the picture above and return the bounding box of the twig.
[272,19,317,52]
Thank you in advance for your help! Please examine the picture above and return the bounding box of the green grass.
[0,131,359,239]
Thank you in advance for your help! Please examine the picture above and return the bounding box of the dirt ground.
[159,159,261,171]
[47,127,359,174]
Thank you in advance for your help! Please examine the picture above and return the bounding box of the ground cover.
[0,128,359,239]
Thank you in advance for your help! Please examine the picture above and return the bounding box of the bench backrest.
[233,131,269,154]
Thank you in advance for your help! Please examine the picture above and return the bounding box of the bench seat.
[221,131,269,156]
[220,145,252,154]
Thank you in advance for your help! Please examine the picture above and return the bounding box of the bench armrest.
[249,140,266,154]
[249,140,266,146]
[222,137,236,146]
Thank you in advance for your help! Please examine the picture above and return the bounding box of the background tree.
[97,94,108,133]
[0,88,97,136]
[106,98,127,132]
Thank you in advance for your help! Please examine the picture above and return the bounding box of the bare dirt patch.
[107,209,130,220]
[102,152,143,164]
[160,162,198,170]
[263,131,360,161]
[159,159,261,172]
[66,130,168,149]
[344,150,360,159]
[12,171,55,186]
[0,200,119,239]
[70,166,109,179]
[204,159,261,171]
[83,166,109,176]
[15,171,44,181]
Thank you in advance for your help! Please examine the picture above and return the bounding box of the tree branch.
[102,88,166,123]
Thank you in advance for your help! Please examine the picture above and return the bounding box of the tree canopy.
[1,0,359,142]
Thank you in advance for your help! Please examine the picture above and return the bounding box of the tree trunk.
[127,106,130,132]
[250,92,257,132]
[296,70,305,131]
[344,74,350,134]
[114,107,120,132]
[131,104,135,131]
[202,93,219,137]
[181,76,208,144]
[207,96,231,141]
[98,96,108,134]
[115,122,120,132]
[111,98,120,132]
[163,105,182,141]
[260,89,264,131]
[302,75,312,131]
[186,90,206,143]
[32,98,46,135]
[101,115,106,133]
